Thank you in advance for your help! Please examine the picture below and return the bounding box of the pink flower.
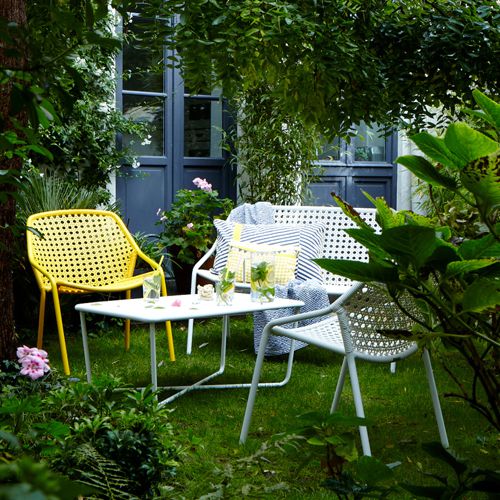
[171,298,182,307]
[17,345,50,379]
[20,355,48,380]
[186,223,194,229]
[192,177,212,192]
[16,345,32,359]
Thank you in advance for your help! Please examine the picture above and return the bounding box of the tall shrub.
[26,4,145,203]
[232,87,321,204]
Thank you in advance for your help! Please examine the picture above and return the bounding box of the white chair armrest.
[190,243,217,293]
[267,281,364,332]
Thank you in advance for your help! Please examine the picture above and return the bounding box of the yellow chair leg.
[37,290,46,349]
[124,290,131,351]
[52,289,70,376]
[160,274,175,362]
[166,321,175,362]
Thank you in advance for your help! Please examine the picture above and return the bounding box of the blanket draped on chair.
[225,202,328,356]
[227,201,275,224]
[253,279,330,356]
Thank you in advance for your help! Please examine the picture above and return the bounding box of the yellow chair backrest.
[27,209,139,290]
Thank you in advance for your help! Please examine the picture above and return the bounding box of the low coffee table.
[76,293,303,406]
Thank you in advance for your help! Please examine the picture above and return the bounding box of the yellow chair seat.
[26,209,175,375]
[53,270,159,294]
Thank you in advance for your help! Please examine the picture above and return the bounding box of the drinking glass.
[143,273,161,302]
[216,268,236,306]
[250,252,275,303]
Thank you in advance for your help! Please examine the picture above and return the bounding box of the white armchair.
[239,282,449,456]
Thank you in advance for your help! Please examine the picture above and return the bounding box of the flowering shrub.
[16,346,51,380]
[156,178,233,266]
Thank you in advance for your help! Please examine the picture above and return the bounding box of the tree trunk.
[0,0,27,360]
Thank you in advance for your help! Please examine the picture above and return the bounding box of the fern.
[71,443,136,500]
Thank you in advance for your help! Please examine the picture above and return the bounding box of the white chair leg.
[390,362,396,373]
[422,348,449,448]
[330,357,348,413]
[346,354,371,456]
[239,325,272,444]
[187,318,194,355]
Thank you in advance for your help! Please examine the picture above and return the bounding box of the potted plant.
[157,178,233,294]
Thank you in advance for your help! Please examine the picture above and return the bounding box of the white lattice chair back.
[273,205,378,293]
[337,283,418,361]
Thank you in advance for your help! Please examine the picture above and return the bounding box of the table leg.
[149,322,158,392]
[79,312,92,384]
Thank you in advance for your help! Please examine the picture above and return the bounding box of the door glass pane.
[319,137,341,161]
[184,97,223,157]
[122,95,164,156]
[353,122,387,162]
[123,18,163,92]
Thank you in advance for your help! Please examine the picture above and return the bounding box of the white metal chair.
[187,205,378,354]
[239,282,449,456]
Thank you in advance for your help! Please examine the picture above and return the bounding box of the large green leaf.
[462,278,500,312]
[460,154,500,210]
[458,234,500,260]
[344,228,392,260]
[463,107,498,130]
[444,123,499,167]
[379,226,439,269]
[473,89,500,129]
[445,259,497,278]
[314,259,399,283]
[425,245,460,272]
[363,191,404,229]
[396,155,457,189]
[409,132,460,168]
[331,194,374,231]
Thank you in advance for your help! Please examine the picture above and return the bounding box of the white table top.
[75,293,304,323]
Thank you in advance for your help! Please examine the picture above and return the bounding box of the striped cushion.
[213,220,325,283]
[227,240,299,284]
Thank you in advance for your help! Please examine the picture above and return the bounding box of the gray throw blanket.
[227,202,275,224]
[253,279,330,356]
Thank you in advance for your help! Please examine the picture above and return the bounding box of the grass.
[27,310,499,498]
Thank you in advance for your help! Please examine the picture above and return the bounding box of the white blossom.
[141,135,152,146]
[98,102,112,113]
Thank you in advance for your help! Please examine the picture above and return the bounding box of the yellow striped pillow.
[226,240,299,284]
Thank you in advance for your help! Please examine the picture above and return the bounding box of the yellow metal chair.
[26,209,175,375]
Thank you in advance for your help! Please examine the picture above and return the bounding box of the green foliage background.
[24,3,145,203]
[141,0,500,137]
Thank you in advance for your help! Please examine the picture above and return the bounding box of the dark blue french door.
[115,14,235,235]
[312,122,398,208]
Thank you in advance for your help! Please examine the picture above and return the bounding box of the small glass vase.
[216,269,236,306]
[143,273,161,303]
[250,252,275,303]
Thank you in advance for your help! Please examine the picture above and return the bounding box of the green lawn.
[33,312,498,498]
